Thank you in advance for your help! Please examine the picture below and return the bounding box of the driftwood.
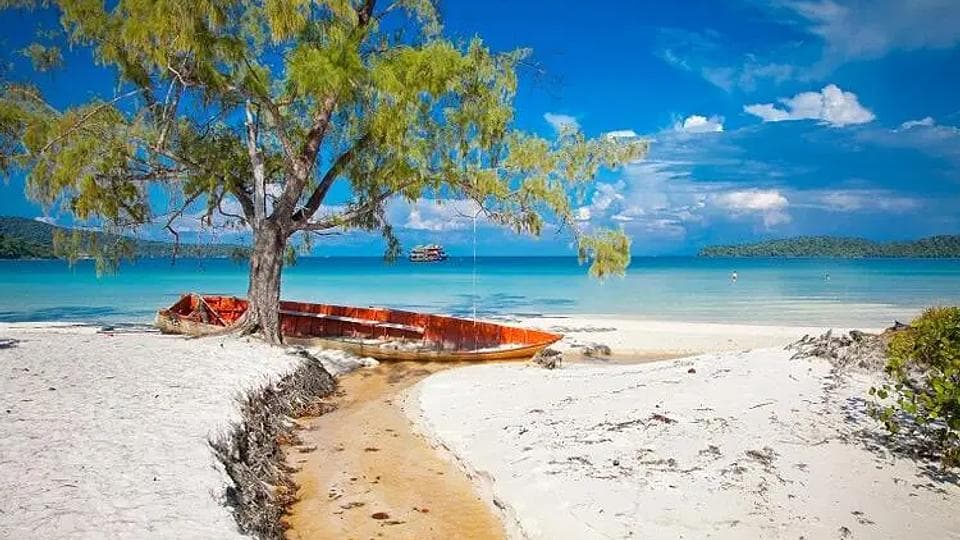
[785,324,907,372]
[209,348,336,539]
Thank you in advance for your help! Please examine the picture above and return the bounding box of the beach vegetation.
[870,306,960,467]
[0,0,648,343]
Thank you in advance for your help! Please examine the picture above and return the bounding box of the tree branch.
[37,89,142,156]
[296,182,410,231]
[292,134,369,223]
[273,0,378,223]
[244,100,266,226]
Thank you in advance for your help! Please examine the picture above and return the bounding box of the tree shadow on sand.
[841,395,959,487]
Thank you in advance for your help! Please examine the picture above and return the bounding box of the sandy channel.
[284,361,508,540]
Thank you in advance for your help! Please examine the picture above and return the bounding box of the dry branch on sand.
[209,349,336,540]
[785,325,906,372]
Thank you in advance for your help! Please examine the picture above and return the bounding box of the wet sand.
[283,361,507,540]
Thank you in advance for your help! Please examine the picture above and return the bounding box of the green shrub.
[870,306,960,466]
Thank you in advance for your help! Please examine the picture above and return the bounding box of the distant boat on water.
[408,244,448,262]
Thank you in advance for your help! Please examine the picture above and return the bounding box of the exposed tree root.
[209,349,336,539]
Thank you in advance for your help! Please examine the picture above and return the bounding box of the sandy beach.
[408,323,960,539]
[0,323,353,539]
[4,317,958,539]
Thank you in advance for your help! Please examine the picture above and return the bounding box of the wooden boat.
[155,293,562,362]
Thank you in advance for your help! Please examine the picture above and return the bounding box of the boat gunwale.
[155,293,562,361]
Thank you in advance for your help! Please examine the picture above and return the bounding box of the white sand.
[515,315,877,356]
[0,323,359,539]
[409,321,960,539]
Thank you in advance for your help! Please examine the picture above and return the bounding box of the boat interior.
[163,294,559,353]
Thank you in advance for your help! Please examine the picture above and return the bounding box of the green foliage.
[21,43,62,72]
[578,229,631,278]
[1,0,648,282]
[699,235,960,258]
[870,307,960,466]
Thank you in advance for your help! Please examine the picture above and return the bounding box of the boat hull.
[155,294,561,362]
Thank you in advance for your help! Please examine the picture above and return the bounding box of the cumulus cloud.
[543,113,579,134]
[573,207,591,222]
[675,115,724,133]
[744,84,875,127]
[713,189,791,227]
[785,0,960,61]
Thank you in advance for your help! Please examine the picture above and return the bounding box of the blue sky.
[2,0,959,255]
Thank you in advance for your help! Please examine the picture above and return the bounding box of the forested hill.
[0,216,241,259]
[698,235,960,258]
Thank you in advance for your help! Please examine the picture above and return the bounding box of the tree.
[0,0,648,343]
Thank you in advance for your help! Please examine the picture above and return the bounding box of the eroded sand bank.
[0,323,316,538]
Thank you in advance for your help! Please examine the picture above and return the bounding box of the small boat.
[155,293,562,362]
[408,244,448,262]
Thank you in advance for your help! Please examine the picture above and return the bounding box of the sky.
[1,0,959,255]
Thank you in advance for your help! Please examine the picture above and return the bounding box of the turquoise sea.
[0,257,958,327]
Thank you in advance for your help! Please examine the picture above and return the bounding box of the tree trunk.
[243,221,286,344]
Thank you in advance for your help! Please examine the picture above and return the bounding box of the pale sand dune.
[409,329,960,539]
[0,323,356,539]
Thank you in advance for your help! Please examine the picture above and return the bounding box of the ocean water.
[0,257,957,327]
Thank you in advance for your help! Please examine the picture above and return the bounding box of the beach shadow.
[841,395,960,486]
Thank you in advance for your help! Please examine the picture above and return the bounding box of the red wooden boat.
[155,293,562,362]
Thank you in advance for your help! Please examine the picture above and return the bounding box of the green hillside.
[698,235,960,258]
[0,216,242,259]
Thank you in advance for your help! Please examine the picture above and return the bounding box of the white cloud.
[394,199,483,232]
[900,117,936,130]
[744,84,875,127]
[816,189,920,213]
[573,207,591,222]
[543,113,579,134]
[857,118,960,164]
[604,129,639,140]
[34,216,56,225]
[785,0,960,61]
[675,114,724,133]
[657,28,800,92]
[713,189,791,227]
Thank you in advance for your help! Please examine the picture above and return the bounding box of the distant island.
[698,235,960,258]
[0,216,242,260]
